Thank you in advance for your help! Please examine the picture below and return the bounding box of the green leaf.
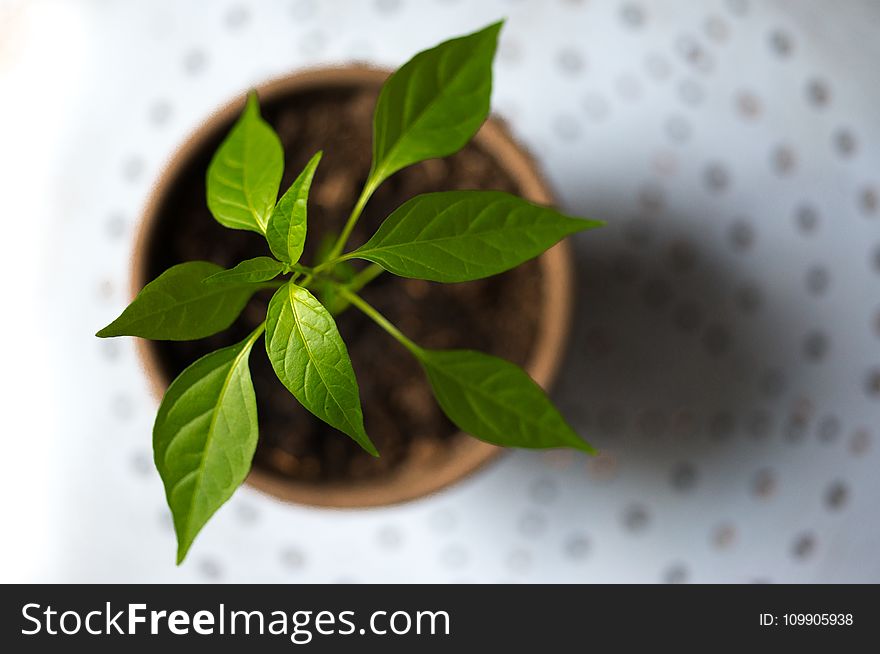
[350,191,602,282]
[206,92,283,234]
[265,283,377,455]
[153,328,262,564]
[416,348,595,453]
[369,21,502,189]
[265,152,322,263]
[96,261,261,340]
[204,257,287,285]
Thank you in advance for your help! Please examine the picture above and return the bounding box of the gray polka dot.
[709,411,736,439]
[290,0,317,19]
[850,429,871,456]
[581,92,609,121]
[198,558,223,580]
[148,100,172,126]
[806,78,830,107]
[638,183,665,212]
[676,35,714,73]
[506,549,532,573]
[377,525,403,549]
[738,408,761,441]
[637,408,669,438]
[131,451,151,476]
[759,368,786,398]
[643,277,673,310]
[557,47,586,75]
[833,128,857,157]
[771,145,796,175]
[374,0,401,13]
[158,509,174,533]
[859,185,878,216]
[105,212,126,239]
[704,163,730,192]
[224,5,250,29]
[729,219,755,251]
[703,323,732,356]
[817,415,841,443]
[614,74,642,102]
[280,546,306,569]
[111,393,134,420]
[864,367,880,399]
[622,504,650,532]
[784,415,807,443]
[825,480,848,510]
[620,3,645,27]
[439,545,468,569]
[672,408,698,438]
[678,78,705,106]
[122,156,144,182]
[183,49,207,75]
[735,90,761,119]
[805,265,830,295]
[670,462,698,491]
[668,240,697,273]
[497,39,523,66]
[529,477,559,504]
[234,502,258,524]
[623,218,653,247]
[518,511,547,538]
[735,283,762,315]
[645,53,672,80]
[712,523,736,549]
[298,30,326,55]
[795,204,819,234]
[665,114,692,143]
[752,468,777,498]
[673,301,703,332]
[429,509,456,532]
[553,114,580,141]
[99,339,121,362]
[802,330,829,362]
[597,406,626,435]
[768,29,793,57]
[791,532,816,560]
[724,0,748,16]
[663,563,688,583]
[612,252,640,283]
[704,16,729,42]
[564,533,591,560]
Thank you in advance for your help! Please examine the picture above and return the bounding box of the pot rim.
[132,65,574,508]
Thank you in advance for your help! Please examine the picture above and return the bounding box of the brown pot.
[132,66,574,508]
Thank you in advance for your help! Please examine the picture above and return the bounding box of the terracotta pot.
[132,66,574,508]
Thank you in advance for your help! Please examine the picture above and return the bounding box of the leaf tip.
[245,89,261,115]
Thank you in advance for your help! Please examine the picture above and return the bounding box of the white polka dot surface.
[20,0,880,582]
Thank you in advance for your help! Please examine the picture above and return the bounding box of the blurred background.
[1,0,879,583]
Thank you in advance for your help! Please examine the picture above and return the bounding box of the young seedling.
[97,21,603,563]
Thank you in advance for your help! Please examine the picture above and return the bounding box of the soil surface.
[145,83,543,484]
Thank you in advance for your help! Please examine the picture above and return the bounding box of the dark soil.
[145,82,542,484]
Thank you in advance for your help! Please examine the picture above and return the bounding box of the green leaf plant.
[97,20,603,563]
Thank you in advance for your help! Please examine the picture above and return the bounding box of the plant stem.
[325,177,378,263]
[246,321,266,344]
[346,263,385,294]
[335,286,421,355]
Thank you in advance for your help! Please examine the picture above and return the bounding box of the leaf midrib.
[180,340,252,545]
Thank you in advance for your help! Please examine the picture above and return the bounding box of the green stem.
[346,263,385,294]
[246,321,266,343]
[335,286,421,355]
[325,177,378,263]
